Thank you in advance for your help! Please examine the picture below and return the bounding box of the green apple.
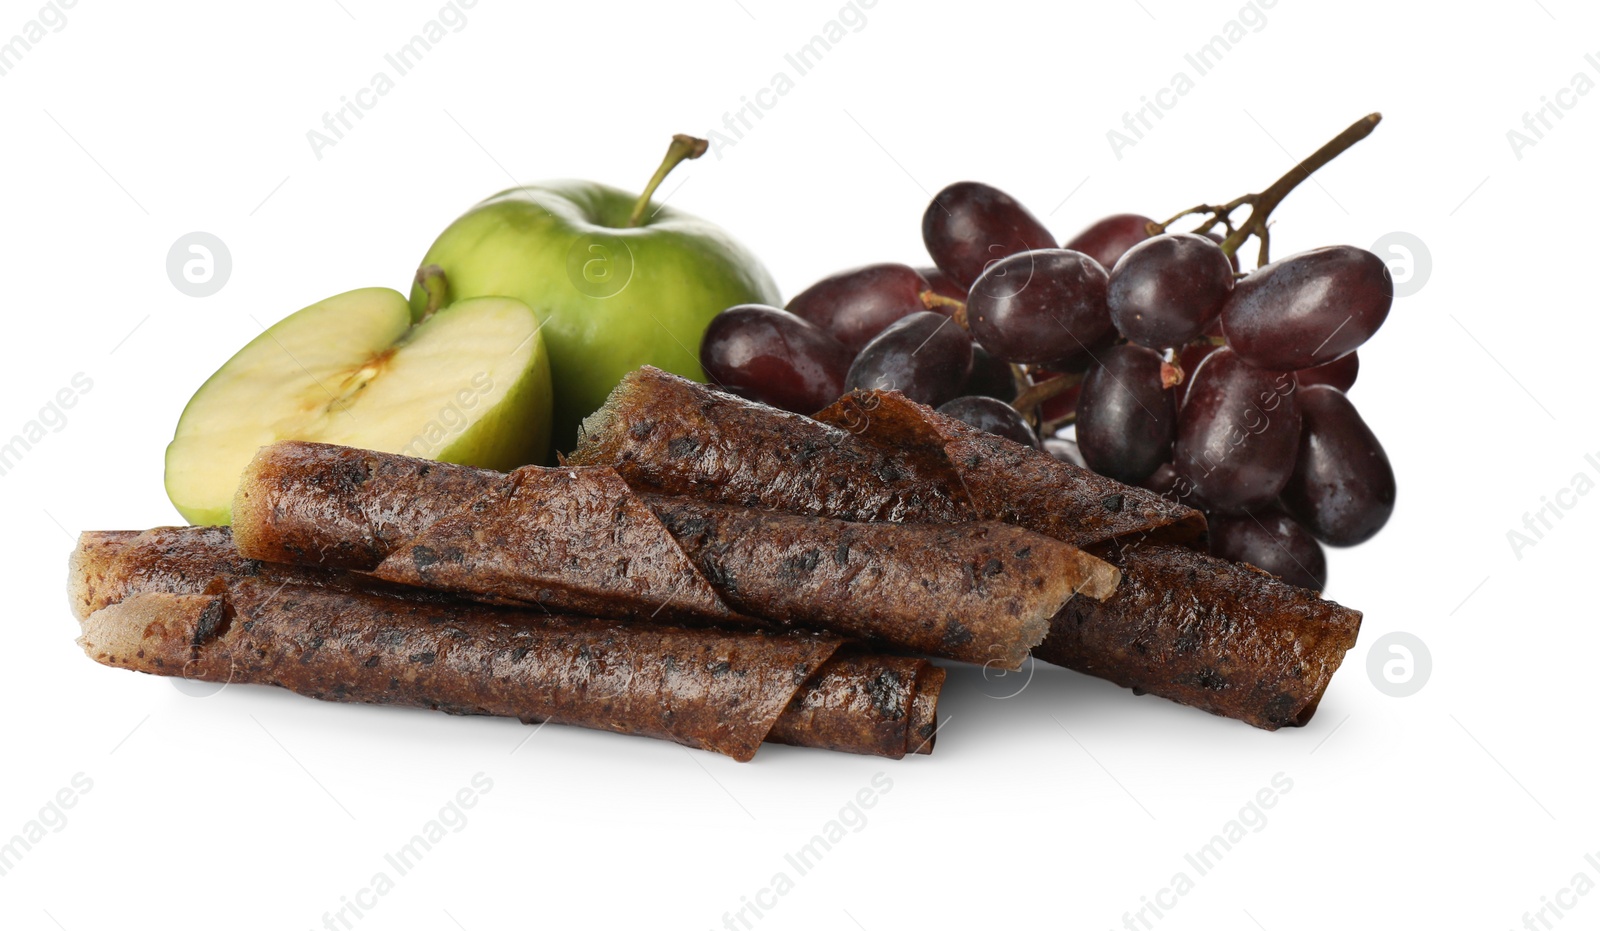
[165,287,551,525]
[409,135,779,453]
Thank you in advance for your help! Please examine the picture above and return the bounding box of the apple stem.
[415,265,449,320]
[627,134,709,228]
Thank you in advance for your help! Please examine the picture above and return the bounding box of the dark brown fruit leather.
[233,442,749,626]
[647,495,1117,667]
[69,525,360,622]
[231,441,502,572]
[231,442,1113,666]
[1034,545,1362,729]
[371,465,752,627]
[814,390,1206,549]
[570,366,977,523]
[71,533,945,761]
[768,652,944,755]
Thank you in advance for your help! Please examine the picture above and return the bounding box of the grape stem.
[1151,113,1382,266]
[1010,370,1082,418]
[920,290,969,329]
[627,134,709,228]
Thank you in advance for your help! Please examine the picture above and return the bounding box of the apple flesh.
[164,288,551,525]
[410,179,779,454]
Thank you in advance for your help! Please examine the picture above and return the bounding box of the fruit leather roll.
[1033,545,1362,729]
[69,525,451,623]
[644,496,1118,668]
[568,366,1204,549]
[230,440,503,571]
[71,535,946,760]
[233,443,1116,667]
[812,390,1205,548]
[233,441,752,627]
[573,369,977,525]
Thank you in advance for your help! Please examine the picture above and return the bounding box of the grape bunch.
[697,114,1396,592]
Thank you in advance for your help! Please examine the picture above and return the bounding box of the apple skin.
[410,180,780,454]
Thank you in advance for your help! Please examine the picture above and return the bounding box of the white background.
[2,1,1595,929]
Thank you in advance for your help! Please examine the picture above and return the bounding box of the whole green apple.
[409,135,779,454]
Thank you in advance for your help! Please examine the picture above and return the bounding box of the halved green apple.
[165,287,550,525]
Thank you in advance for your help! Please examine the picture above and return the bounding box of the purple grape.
[1076,343,1175,483]
[937,396,1039,448]
[1280,385,1396,546]
[964,342,1017,400]
[1209,505,1328,592]
[1296,352,1360,392]
[922,182,1056,289]
[967,249,1114,366]
[1174,347,1302,513]
[700,305,852,414]
[845,311,973,407]
[787,263,929,354]
[1064,213,1153,270]
[1108,233,1236,349]
[1222,245,1393,371]
[1138,462,1208,511]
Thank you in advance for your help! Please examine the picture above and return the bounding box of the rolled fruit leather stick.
[70,531,946,760]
